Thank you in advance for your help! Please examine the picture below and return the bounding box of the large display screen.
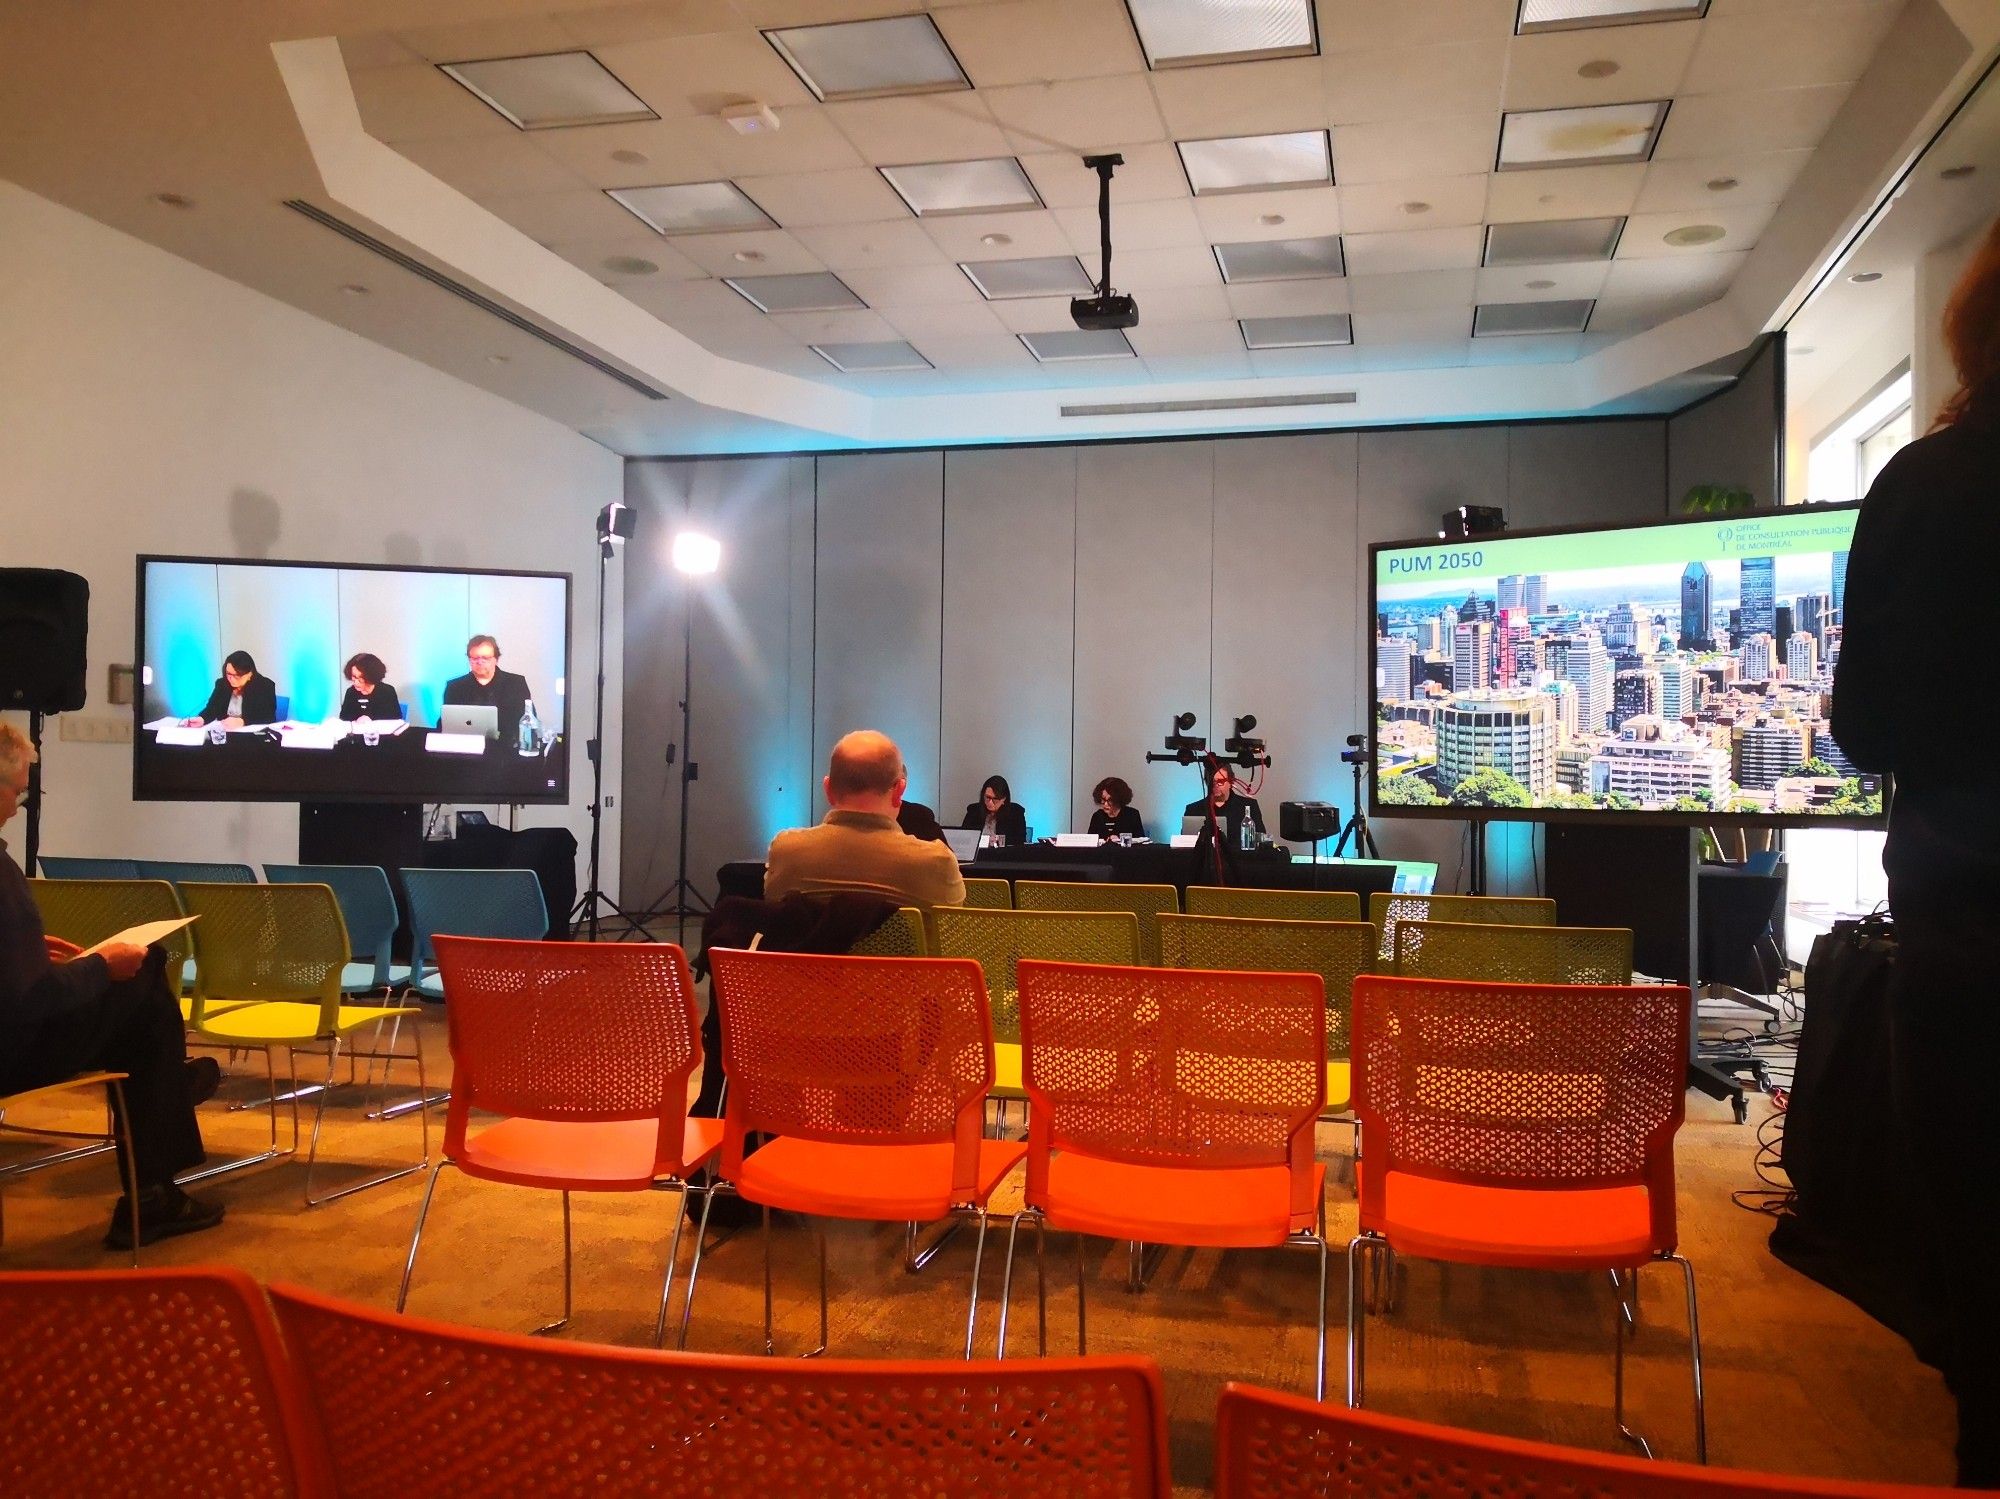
[1369,505,1885,826]
[135,556,571,804]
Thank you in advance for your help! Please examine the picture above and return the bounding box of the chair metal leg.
[396,1159,449,1312]
[1612,1267,1637,1336]
[107,1080,141,1268]
[905,1216,963,1272]
[1036,1213,1047,1358]
[534,1190,574,1336]
[652,1183,695,1350]
[1076,1231,1089,1356]
[761,1203,776,1357]
[304,1028,432,1208]
[962,1208,990,1360]
[1614,1262,1652,1459]
[676,1182,723,1351]
[1346,1233,1375,1408]
[807,1222,829,1359]
[996,1210,1025,1359]
[178,1044,296,1186]
[1126,1238,1168,1293]
[1671,1252,1708,1464]
[1314,1233,1330,1403]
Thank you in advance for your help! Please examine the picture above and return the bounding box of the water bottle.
[517,699,540,756]
[1239,809,1256,852]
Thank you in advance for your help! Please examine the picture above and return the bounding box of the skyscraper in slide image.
[1680,561,1711,649]
[1740,555,1776,637]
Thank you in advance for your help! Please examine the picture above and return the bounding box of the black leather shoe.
[104,1184,225,1250]
[185,1057,222,1106]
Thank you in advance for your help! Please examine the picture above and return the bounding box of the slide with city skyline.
[1370,506,1886,825]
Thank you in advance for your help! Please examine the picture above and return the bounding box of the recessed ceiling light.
[724,271,867,313]
[1484,215,1625,265]
[960,255,1096,299]
[1848,270,1882,284]
[1474,299,1595,335]
[603,255,659,276]
[880,157,1041,217]
[1941,164,1977,180]
[1240,313,1353,350]
[1260,213,1286,226]
[1705,176,1738,192]
[733,250,766,264]
[1178,130,1333,195]
[610,149,649,165]
[607,181,774,236]
[1497,100,1668,170]
[151,191,195,209]
[1577,59,1621,79]
[1663,223,1725,247]
[1019,328,1135,362]
[339,283,371,297]
[439,52,655,130]
[980,232,1013,247]
[1126,0,1318,68]
[1403,200,1432,215]
[1516,1,1709,35]
[1213,234,1346,283]
[765,14,968,102]
[1526,278,1558,289]
[811,340,934,373]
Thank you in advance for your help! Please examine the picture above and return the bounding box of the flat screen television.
[1369,504,1886,828]
[134,555,571,804]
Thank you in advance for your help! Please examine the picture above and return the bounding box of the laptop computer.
[941,827,981,861]
[439,704,500,741]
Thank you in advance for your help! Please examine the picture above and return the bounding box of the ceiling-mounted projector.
[1072,153,1139,332]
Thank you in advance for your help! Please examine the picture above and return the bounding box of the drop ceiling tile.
[918,210,1070,262]
[396,134,586,197]
[738,167,910,226]
[883,302,1012,340]
[986,76,1169,154]
[1473,261,1613,301]
[594,33,815,120]
[484,189,654,244]
[1224,279,1352,317]
[1332,114,1497,184]
[1501,23,1701,112]
[1601,249,1749,297]
[901,332,1037,369]
[630,276,760,321]
[394,17,580,62]
[548,235,710,282]
[1653,85,1850,158]
[686,107,867,176]
[735,345,839,378]
[1462,332,1583,365]
[1347,305,1480,346]
[1020,143,1191,207]
[1343,225,1484,275]
[1110,246,1227,289]
[825,96,1010,162]
[1141,351,1254,380]
[1319,0,1514,51]
[988,296,1081,332]
[1126,284,1234,323]
[1337,175,1488,234]
[553,2,749,49]
[1193,187,1342,241]
[1682,3,1900,94]
[1616,203,1776,257]
[1151,59,1328,140]
[352,63,514,143]
[1127,320,1252,357]
[1055,197,1204,254]
[932,0,1148,84]
[1324,41,1508,125]
[1246,346,1373,377]
[790,219,948,269]
[1347,268,1478,313]
[1633,149,1812,212]
[841,263,986,306]
[1484,162,1645,221]
[768,308,900,343]
[528,119,724,186]
[340,32,423,71]
[666,228,827,276]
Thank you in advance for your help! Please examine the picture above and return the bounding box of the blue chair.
[265,864,410,995]
[1743,849,1784,877]
[133,860,257,889]
[273,695,290,721]
[37,857,141,879]
[400,868,548,1000]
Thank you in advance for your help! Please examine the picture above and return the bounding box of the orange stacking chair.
[0,1267,326,1495]
[1001,958,1332,1397]
[693,949,1026,1358]
[405,937,721,1343]
[1215,1382,1963,1499]
[1347,974,1702,1460]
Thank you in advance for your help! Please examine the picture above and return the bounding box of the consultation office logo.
[1715,524,1735,554]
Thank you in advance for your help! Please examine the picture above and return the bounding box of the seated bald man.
[765,730,966,909]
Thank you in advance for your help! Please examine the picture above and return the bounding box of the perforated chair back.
[1186,886,1361,923]
[934,906,1142,1044]
[432,936,704,1180]
[960,876,1013,909]
[1351,975,1689,1252]
[133,859,257,889]
[36,856,141,879]
[28,878,194,979]
[1393,919,1634,984]
[269,1279,1170,1498]
[847,906,930,957]
[266,864,401,988]
[183,882,350,1031]
[1014,880,1179,964]
[0,1268,323,1497]
[1369,891,1555,959]
[401,867,549,973]
[1214,1382,1959,1499]
[1157,913,1375,1064]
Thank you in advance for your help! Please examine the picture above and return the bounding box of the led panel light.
[1240,313,1353,349]
[1214,234,1345,283]
[1497,101,1668,170]
[439,52,655,130]
[1019,328,1136,361]
[1482,216,1626,266]
[1473,299,1595,335]
[960,256,1096,299]
[812,340,934,372]
[880,157,1042,217]
[607,181,774,236]
[1178,131,1332,196]
[724,272,867,313]
[1516,0,1708,34]
[765,14,969,102]
[1128,0,1318,68]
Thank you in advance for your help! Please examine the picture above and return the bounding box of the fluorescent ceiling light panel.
[960,256,1096,299]
[607,181,774,236]
[880,157,1042,217]
[1473,299,1595,335]
[1019,328,1136,361]
[1127,0,1318,68]
[1497,101,1668,170]
[812,340,933,372]
[724,272,867,313]
[765,14,969,102]
[1178,131,1332,195]
[1516,0,1708,34]
[1239,313,1353,349]
[439,52,655,130]
[1214,234,1345,282]
[1482,216,1625,266]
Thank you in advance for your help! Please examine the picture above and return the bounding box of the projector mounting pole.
[1084,152,1123,295]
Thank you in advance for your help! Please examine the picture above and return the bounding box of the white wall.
[0,181,623,884]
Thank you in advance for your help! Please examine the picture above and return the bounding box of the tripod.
[625,581,710,946]
[572,536,649,941]
[1331,753,1380,860]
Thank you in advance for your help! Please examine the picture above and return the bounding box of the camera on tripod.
[1158,711,1206,764]
[1339,731,1368,766]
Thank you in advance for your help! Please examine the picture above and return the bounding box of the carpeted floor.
[0,1009,1954,1495]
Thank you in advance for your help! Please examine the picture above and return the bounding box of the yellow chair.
[1392,919,1635,984]
[1157,912,1377,1115]
[847,907,930,957]
[1013,880,1178,965]
[1186,886,1361,923]
[960,878,1012,910]
[1368,892,1556,961]
[29,878,205,1011]
[0,1071,141,1264]
[181,882,429,1206]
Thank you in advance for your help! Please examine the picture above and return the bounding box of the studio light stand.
[572,501,650,942]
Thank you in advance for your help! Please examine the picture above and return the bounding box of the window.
[1856,400,1913,492]
[1805,368,1912,504]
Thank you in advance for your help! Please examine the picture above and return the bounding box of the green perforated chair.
[1392,920,1635,985]
[1186,886,1362,923]
[847,907,930,957]
[1368,892,1556,962]
[28,877,211,1011]
[960,878,1012,910]
[1157,912,1378,1115]
[1012,880,1178,966]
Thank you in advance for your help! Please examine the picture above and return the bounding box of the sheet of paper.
[277,723,343,750]
[143,715,183,731]
[152,726,207,746]
[346,718,408,737]
[425,731,485,756]
[82,915,197,955]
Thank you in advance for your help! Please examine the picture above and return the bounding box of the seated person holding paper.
[442,634,533,743]
[961,775,1028,847]
[1087,776,1146,841]
[0,724,223,1248]
[338,652,402,722]
[182,650,277,727]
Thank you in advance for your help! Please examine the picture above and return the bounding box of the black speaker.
[1279,800,1338,841]
[0,568,89,713]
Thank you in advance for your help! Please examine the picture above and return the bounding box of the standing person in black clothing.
[338,652,402,722]
[961,775,1028,846]
[1087,776,1146,841]
[1832,214,2000,1489]
[442,633,534,744]
[181,650,278,726]
[0,724,223,1248]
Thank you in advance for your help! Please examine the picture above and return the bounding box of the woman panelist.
[1087,777,1145,841]
[961,775,1027,847]
[182,650,277,727]
[338,652,402,722]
